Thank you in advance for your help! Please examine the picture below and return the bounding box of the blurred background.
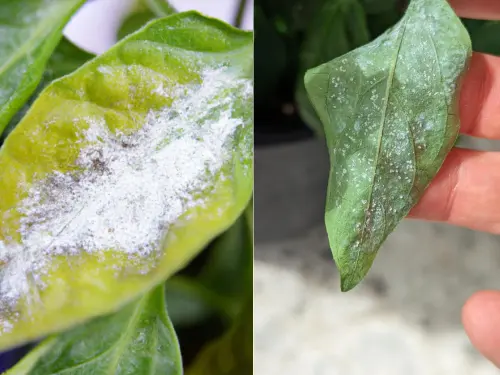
[254,0,500,373]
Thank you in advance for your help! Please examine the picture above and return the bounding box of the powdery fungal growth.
[304,0,472,291]
[0,67,252,325]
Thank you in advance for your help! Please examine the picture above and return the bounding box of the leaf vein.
[354,21,407,269]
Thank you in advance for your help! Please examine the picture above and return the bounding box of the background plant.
[0,1,253,374]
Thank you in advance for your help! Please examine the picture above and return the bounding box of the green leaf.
[1,38,94,144]
[305,0,472,291]
[44,38,95,79]
[118,0,176,39]
[186,298,252,375]
[0,0,86,135]
[118,12,160,40]
[199,213,253,300]
[167,202,254,327]
[166,276,229,327]
[6,284,182,375]
[296,0,370,135]
[0,12,253,349]
[142,0,176,17]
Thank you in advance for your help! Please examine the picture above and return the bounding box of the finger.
[459,53,500,139]
[409,148,500,234]
[462,291,500,368]
[450,0,500,20]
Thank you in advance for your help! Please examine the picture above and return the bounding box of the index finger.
[450,0,500,20]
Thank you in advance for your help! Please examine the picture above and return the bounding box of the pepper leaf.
[0,12,253,349]
[142,0,176,17]
[305,0,471,291]
[166,276,225,327]
[0,0,86,135]
[44,38,95,80]
[1,38,94,144]
[199,212,253,302]
[5,284,182,375]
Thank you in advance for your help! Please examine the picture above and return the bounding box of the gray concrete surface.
[255,136,500,374]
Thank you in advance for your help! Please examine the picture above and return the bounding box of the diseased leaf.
[0,0,86,135]
[0,12,253,349]
[1,38,94,144]
[186,298,252,375]
[305,0,471,291]
[118,0,176,39]
[6,284,182,375]
[296,0,370,135]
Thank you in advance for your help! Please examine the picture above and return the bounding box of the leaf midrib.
[355,20,408,263]
[106,293,147,373]
[0,16,61,83]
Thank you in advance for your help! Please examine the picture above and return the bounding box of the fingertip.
[462,290,500,368]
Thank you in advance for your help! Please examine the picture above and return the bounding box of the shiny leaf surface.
[0,0,85,134]
[6,284,182,375]
[1,38,94,144]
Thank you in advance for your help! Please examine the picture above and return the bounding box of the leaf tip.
[339,272,362,292]
[336,253,376,293]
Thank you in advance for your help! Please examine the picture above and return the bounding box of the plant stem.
[233,0,248,28]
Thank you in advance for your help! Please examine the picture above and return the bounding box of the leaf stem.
[233,0,248,28]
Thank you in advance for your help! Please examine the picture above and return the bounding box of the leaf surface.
[1,38,94,144]
[305,0,472,291]
[6,284,182,375]
[0,0,86,134]
[0,12,253,349]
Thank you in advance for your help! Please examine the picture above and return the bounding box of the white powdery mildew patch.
[0,67,252,321]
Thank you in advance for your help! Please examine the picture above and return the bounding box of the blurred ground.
[255,137,500,374]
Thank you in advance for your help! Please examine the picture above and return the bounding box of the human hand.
[409,0,500,368]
